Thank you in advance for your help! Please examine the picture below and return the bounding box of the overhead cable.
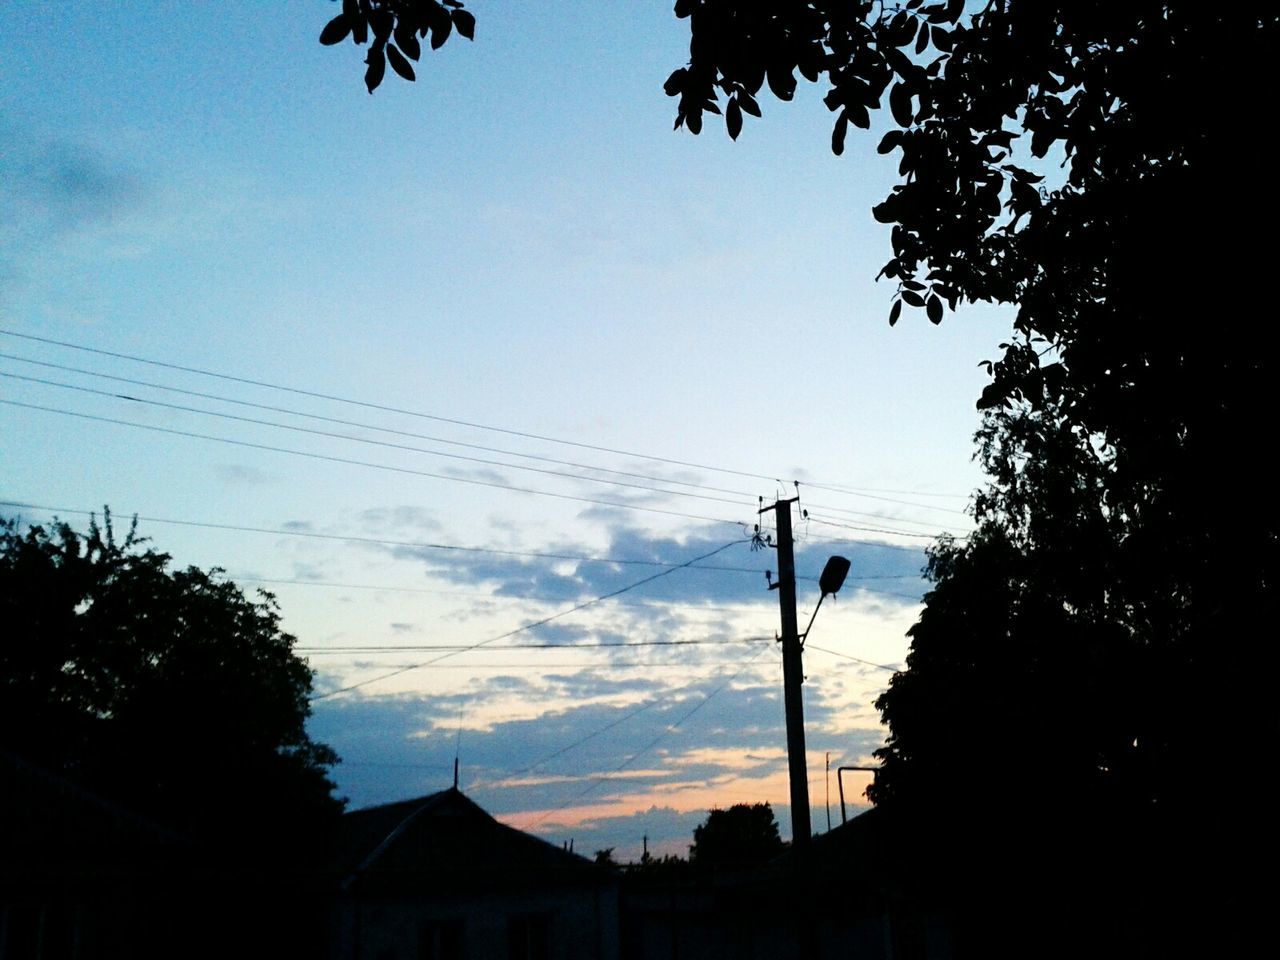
[0,400,747,527]
[0,328,971,500]
[0,353,763,501]
[310,538,751,699]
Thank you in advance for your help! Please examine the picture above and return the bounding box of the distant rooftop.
[335,787,604,893]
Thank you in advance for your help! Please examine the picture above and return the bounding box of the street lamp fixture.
[800,554,850,645]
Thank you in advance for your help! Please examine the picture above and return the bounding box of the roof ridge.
[352,790,452,875]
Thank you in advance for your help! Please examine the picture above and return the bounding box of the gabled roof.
[335,787,602,893]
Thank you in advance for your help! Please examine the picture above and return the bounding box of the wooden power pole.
[764,496,811,849]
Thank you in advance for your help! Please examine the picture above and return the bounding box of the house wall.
[337,882,620,960]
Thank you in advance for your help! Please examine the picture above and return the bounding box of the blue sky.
[2,2,1010,859]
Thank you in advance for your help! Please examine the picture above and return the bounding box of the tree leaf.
[364,46,386,93]
[797,52,820,83]
[887,11,917,47]
[832,110,849,156]
[431,14,453,49]
[395,22,421,60]
[451,8,476,40]
[767,64,796,101]
[890,83,914,127]
[921,2,952,23]
[889,299,903,326]
[319,15,351,46]
[878,130,906,154]
[872,195,899,223]
[1030,126,1054,158]
[726,98,743,140]
[426,2,452,46]
[738,90,762,117]
[370,9,393,43]
[927,293,944,323]
[387,44,416,81]
[902,289,926,308]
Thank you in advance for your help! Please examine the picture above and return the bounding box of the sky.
[1,2,1012,860]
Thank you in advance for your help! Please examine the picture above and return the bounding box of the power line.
[296,637,773,653]
[804,643,899,672]
[461,659,738,791]
[0,329,971,501]
[802,514,955,541]
[6,349,970,521]
[2,395,964,542]
[804,521,970,544]
[311,538,751,699]
[1,400,749,527]
[233,573,919,601]
[0,499,763,571]
[308,660,765,670]
[525,644,774,829]
[0,352,766,502]
[236,577,783,614]
[3,349,971,521]
[0,370,756,511]
[802,479,968,500]
[1,501,934,590]
[803,499,973,526]
[0,329,782,484]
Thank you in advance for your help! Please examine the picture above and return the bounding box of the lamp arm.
[798,591,826,646]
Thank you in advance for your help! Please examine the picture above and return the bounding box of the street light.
[800,555,850,645]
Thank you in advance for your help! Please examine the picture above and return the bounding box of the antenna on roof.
[453,719,463,791]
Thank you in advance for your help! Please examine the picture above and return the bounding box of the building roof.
[335,787,603,894]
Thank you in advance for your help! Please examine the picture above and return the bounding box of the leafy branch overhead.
[320,0,475,93]
[318,1,1278,431]
[663,0,1063,334]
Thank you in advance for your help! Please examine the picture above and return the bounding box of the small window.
[506,913,549,960]
[418,918,464,960]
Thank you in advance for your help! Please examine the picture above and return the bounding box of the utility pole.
[826,752,832,833]
[764,496,811,849]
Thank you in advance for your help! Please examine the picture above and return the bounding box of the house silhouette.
[330,787,619,960]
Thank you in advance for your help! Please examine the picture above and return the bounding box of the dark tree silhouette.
[0,512,343,858]
[868,396,1278,954]
[689,802,784,869]
[667,4,1279,951]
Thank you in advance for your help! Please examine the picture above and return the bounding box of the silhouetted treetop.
[689,802,785,869]
[0,511,343,858]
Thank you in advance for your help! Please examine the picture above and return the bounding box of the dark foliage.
[318,0,475,93]
[0,512,344,861]
[689,802,784,869]
[668,3,1280,951]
